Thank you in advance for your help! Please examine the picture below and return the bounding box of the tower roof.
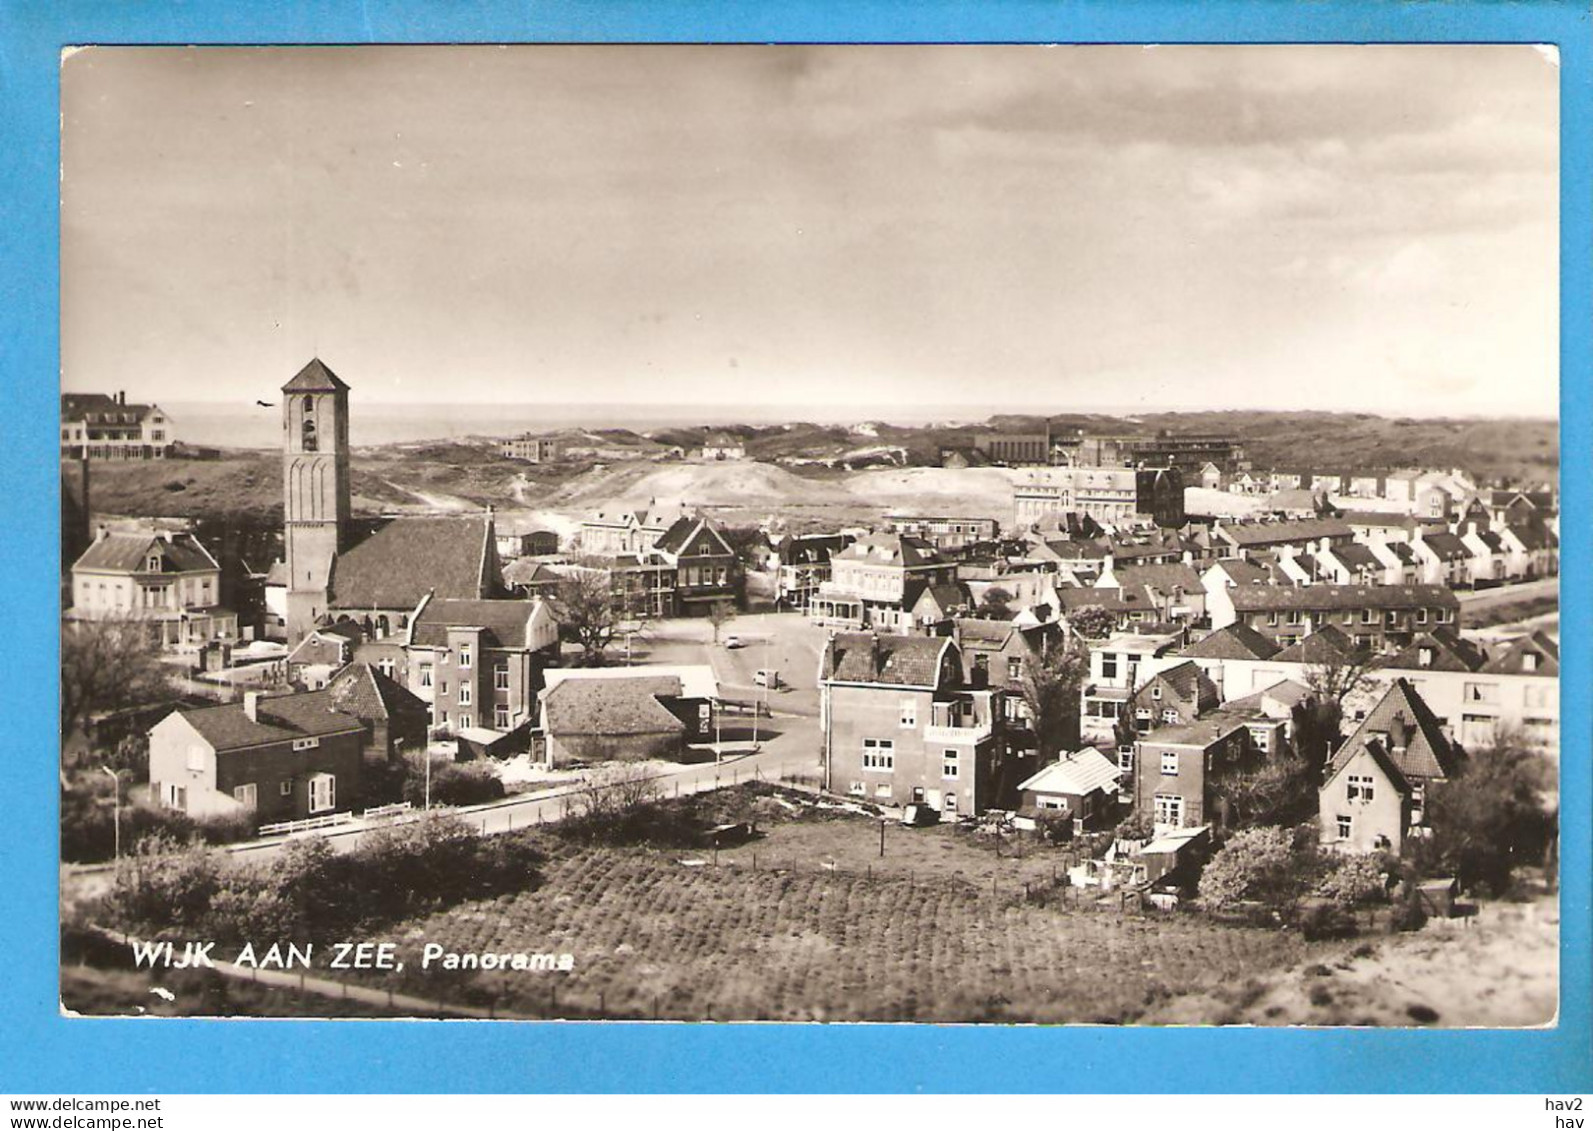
[282,358,350,394]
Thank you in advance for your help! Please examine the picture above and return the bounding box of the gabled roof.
[1418,531,1471,560]
[286,628,357,667]
[776,533,852,566]
[325,662,427,722]
[1180,623,1280,661]
[1507,523,1553,551]
[1330,543,1382,572]
[821,633,954,687]
[542,676,687,738]
[915,583,972,617]
[834,532,946,568]
[1205,558,1274,586]
[1146,659,1218,708]
[1480,630,1559,676]
[73,531,218,574]
[1114,563,1203,594]
[1383,628,1487,674]
[656,516,733,558]
[281,357,350,393]
[1272,626,1358,665]
[1229,584,1458,613]
[1331,678,1457,781]
[1224,678,1312,714]
[329,516,493,610]
[410,597,550,650]
[1018,749,1122,797]
[175,690,366,752]
[1215,517,1352,547]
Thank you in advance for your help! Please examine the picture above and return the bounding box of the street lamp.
[99,766,121,863]
[751,633,769,752]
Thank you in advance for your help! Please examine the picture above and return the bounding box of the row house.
[400,596,560,736]
[1408,527,1471,587]
[820,633,1003,817]
[61,392,175,460]
[884,514,1000,552]
[810,533,955,632]
[1320,680,1459,855]
[1209,516,1354,560]
[1354,629,1560,755]
[1317,541,1390,586]
[1215,584,1460,653]
[69,528,237,648]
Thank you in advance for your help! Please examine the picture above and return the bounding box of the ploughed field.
[376,843,1310,1023]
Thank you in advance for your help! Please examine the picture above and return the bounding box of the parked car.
[723,635,744,649]
[753,668,780,689]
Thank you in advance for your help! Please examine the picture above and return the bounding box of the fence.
[257,811,357,838]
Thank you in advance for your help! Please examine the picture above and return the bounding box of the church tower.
[281,358,351,643]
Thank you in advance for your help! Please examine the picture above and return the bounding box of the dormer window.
[1522,653,1538,672]
[1418,647,1434,668]
[146,555,161,572]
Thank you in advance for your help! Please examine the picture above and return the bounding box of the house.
[1361,629,1559,754]
[321,661,431,762]
[912,583,975,629]
[579,500,687,556]
[1122,659,1220,736]
[148,688,367,823]
[1199,558,1283,630]
[401,596,560,736]
[883,515,999,552]
[951,618,1066,753]
[1198,462,1223,491]
[1079,630,1184,745]
[61,392,175,460]
[1220,679,1312,751]
[1317,541,1388,586]
[811,533,956,631]
[653,514,739,616]
[1218,584,1460,652]
[1409,528,1472,587]
[1499,523,1559,580]
[286,621,364,689]
[499,434,561,463]
[1271,624,1361,665]
[1209,516,1354,559]
[768,532,855,612]
[699,434,746,461]
[496,529,560,560]
[273,357,505,645]
[1458,523,1506,586]
[1018,749,1123,830]
[540,670,716,766]
[1131,713,1258,832]
[1095,560,1207,624]
[1320,679,1459,854]
[69,528,238,648]
[820,633,1003,816]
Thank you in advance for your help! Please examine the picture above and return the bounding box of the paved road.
[1457,577,1557,614]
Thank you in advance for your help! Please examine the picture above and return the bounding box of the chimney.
[243,690,261,723]
[1389,714,1410,752]
[95,524,108,542]
[117,390,125,406]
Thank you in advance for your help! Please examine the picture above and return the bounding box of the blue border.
[3,0,1588,1094]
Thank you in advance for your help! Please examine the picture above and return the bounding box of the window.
[164,783,187,811]
[861,738,895,771]
[1336,814,1352,839]
[1287,610,1304,626]
[848,781,865,797]
[942,750,959,779]
[1161,708,1179,725]
[233,783,257,811]
[1416,608,1428,625]
[1522,653,1539,673]
[186,746,205,773]
[1160,751,1178,776]
[1007,658,1024,681]
[1151,685,1162,700]
[1117,747,1135,773]
[899,699,916,728]
[943,792,957,813]
[419,664,433,688]
[458,682,472,706]
[495,706,510,729]
[1361,608,1376,625]
[308,773,336,813]
[146,555,161,572]
[302,417,318,452]
[377,657,396,679]
[874,783,893,800]
[459,714,473,730]
[1464,682,1497,705]
[439,681,448,697]
[292,737,320,751]
[1347,774,1375,803]
[458,644,472,668]
[1266,611,1278,627]
[1100,653,1118,680]
[495,662,510,690]
[280,780,293,797]
[1153,794,1184,827]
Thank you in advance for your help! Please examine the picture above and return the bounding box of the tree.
[1067,604,1117,640]
[1303,649,1376,710]
[706,600,735,644]
[1420,732,1554,896]
[60,614,173,766]
[1210,741,1317,829]
[1018,632,1090,760]
[555,564,620,666]
[975,586,1014,619]
[1198,825,1321,911]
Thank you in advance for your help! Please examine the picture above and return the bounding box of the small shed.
[455,726,522,762]
[1016,749,1123,830]
[1416,877,1459,919]
[1135,825,1213,887]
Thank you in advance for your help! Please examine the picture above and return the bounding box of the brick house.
[322,662,430,762]
[286,621,364,688]
[148,688,367,823]
[767,532,855,612]
[1131,714,1258,832]
[820,633,1003,816]
[654,515,739,616]
[403,596,560,736]
[1123,659,1220,735]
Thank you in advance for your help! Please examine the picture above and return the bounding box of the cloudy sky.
[61,45,1558,417]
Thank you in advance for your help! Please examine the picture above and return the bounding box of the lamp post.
[99,766,121,863]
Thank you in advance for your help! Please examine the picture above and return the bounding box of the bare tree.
[60,614,173,767]
[706,599,735,645]
[555,564,619,666]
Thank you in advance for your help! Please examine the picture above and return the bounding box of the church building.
[275,359,503,646]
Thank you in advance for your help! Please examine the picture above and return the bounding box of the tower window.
[302,417,318,452]
[303,396,314,413]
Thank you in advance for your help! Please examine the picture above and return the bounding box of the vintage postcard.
[57,44,1560,1028]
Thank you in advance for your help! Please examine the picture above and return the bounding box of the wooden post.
[879,819,886,858]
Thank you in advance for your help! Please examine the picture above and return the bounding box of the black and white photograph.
[58,44,1560,1026]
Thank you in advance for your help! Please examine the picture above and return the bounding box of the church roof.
[282,358,350,393]
[329,516,494,611]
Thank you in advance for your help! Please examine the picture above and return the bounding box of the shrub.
[1033,809,1073,845]
[1199,826,1318,911]
[106,834,222,932]
[404,759,506,808]
[1297,903,1359,942]
[1388,890,1428,934]
[1315,854,1389,907]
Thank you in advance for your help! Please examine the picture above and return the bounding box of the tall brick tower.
[281,358,350,643]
